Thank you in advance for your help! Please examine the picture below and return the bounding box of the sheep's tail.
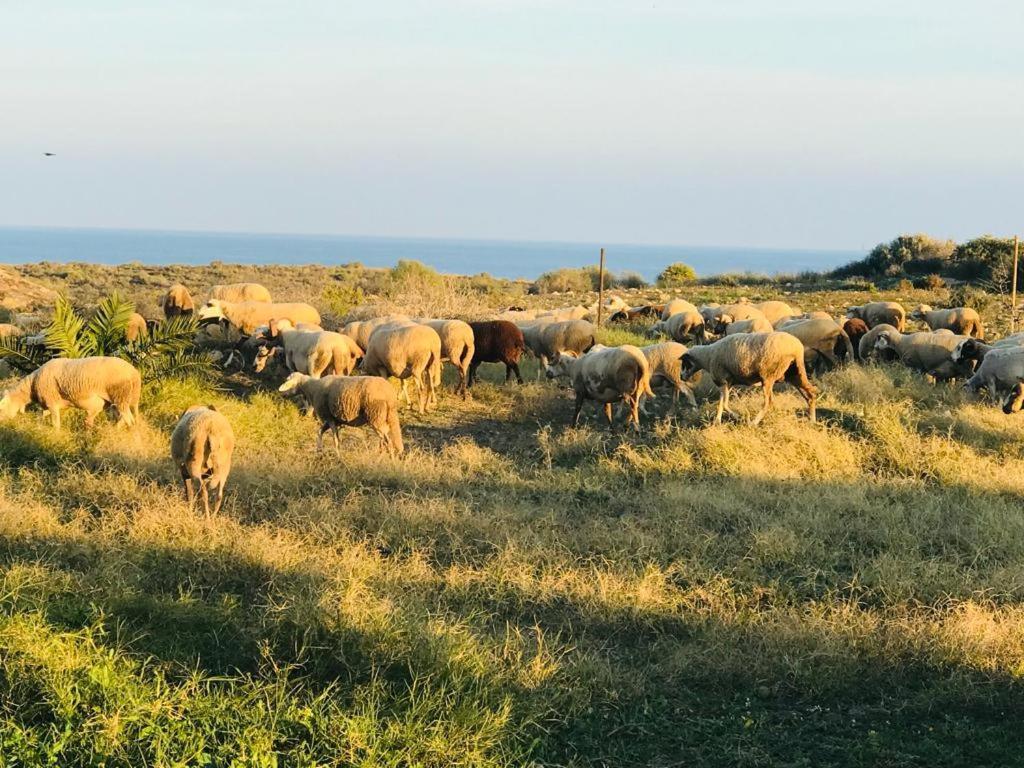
[974,319,985,340]
[837,329,854,362]
[331,346,348,375]
[387,404,404,455]
[459,342,474,372]
[582,335,596,353]
[641,362,655,399]
[111,372,142,426]
[789,352,817,394]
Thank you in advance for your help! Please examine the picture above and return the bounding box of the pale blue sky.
[2,1,1022,249]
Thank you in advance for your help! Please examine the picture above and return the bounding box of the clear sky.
[2,1,1022,250]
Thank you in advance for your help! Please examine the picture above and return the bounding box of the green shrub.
[656,262,697,287]
[320,283,365,319]
[533,268,593,294]
[920,274,946,290]
[615,271,648,289]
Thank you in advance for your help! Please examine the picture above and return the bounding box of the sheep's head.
[712,314,734,335]
[873,332,896,352]
[951,338,976,363]
[197,300,227,323]
[1003,382,1024,414]
[253,345,279,373]
[845,305,862,319]
[544,351,576,380]
[0,388,29,420]
[909,304,931,321]
[278,372,308,393]
[679,352,704,381]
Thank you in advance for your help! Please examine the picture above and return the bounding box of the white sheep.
[254,325,357,378]
[909,305,984,338]
[279,373,404,455]
[774,317,854,371]
[965,346,1024,400]
[170,405,235,515]
[361,323,442,414]
[640,341,699,411]
[162,284,195,318]
[679,332,818,425]
[210,283,272,303]
[197,299,321,335]
[0,357,141,430]
[754,300,800,326]
[520,319,597,377]
[661,298,699,321]
[419,319,475,398]
[544,344,655,431]
[342,315,411,351]
[846,301,906,331]
[873,328,973,381]
[722,315,774,336]
[650,310,706,345]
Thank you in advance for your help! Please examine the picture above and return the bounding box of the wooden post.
[597,248,606,326]
[1013,235,1020,333]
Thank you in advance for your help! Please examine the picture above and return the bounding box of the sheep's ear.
[207,404,217,411]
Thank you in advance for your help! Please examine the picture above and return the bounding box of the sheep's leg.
[751,378,774,426]
[399,378,411,405]
[50,405,62,431]
[714,385,728,425]
[509,361,523,385]
[537,355,548,380]
[628,396,641,433]
[604,402,614,427]
[316,422,330,453]
[332,427,341,456]
[179,467,195,507]
[210,478,225,515]
[572,391,586,427]
[199,480,211,516]
[469,361,480,387]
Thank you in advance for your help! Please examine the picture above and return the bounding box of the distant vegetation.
[656,262,698,287]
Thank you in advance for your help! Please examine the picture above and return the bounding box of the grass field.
[1,269,1023,766]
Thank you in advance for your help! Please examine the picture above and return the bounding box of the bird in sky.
[43,152,55,157]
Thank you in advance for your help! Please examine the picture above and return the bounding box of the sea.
[0,227,861,282]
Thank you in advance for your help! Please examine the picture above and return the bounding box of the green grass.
[1,272,1024,766]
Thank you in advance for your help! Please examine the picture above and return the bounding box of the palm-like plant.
[0,293,213,380]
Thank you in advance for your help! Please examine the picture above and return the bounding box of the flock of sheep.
[0,278,1020,515]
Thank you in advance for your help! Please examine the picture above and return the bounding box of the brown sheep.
[842,318,870,361]
[467,321,525,386]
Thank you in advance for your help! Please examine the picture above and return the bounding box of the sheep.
[254,325,356,378]
[210,283,272,303]
[162,284,195,318]
[521,319,597,377]
[909,304,984,338]
[170,405,235,515]
[698,304,722,324]
[544,344,655,432]
[708,304,769,335]
[0,357,141,430]
[197,299,321,335]
[846,301,906,331]
[279,373,403,455]
[965,346,1024,400]
[661,299,699,321]
[842,318,870,360]
[640,341,700,410]
[856,323,899,362]
[650,310,706,345]
[467,320,525,386]
[775,317,854,371]
[722,315,774,336]
[952,335,1024,366]
[126,312,148,342]
[419,319,475,397]
[873,328,974,381]
[342,315,411,351]
[754,300,800,325]
[679,332,818,425]
[361,323,441,414]
[800,311,836,322]
[538,306,592,322]
[609,304,665,323]
[0,324,23,338]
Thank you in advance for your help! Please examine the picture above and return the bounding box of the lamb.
[722,316,774,336]
[873,328,974,381]
[126,312,148,342]
[754,300,800,326]
[521,319,597,377]
[254,324,356,378]
[0,357,141,430]
[609,304,665,323]
[210,283,272,303]
[909,305,984,338]
[842,318,870,360]
[161,284,195,318]
[419,319,475,397]
[279,373,404,456]
[775,317,854,371]
[965,346,1024,400]
[342,315,411,351]
[661,299,699,321]
[640,341,700,410]
[679,332,818,425]
[650,310,706,344]
[170,405,235,515]
[846,301,906,331]
[360,323,441,414]
[544,345,655,432]
[467,320,525,386]
[197,299,321,335]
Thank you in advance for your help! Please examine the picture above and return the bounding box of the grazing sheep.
[754,300,800,326]
[679,332,818,425]
[640,341,700,410]
[799,311,835,322]
[873,328,974,381]
[856,323,899,362]
[609,304,665,323]
[661,299,699,321]
[910,305,984,338]
[842,318,870,360]
[170,405,235,515]
[342,315,411,351]
[521,319,597,377]
[467,320,525,386]
[965,346,1024,400]
[361,323,441,414]
[419,319,475,397]
[279,373,403,456]
[698,303,723,324]
[161,284,195,319]
[723,315,774,336]
[709,304,769,335]
[651,310,706,345]
[846,301,906,331]
[126,312,148,342]
[544,345,655,432]
[1001,380,1024,414]
[254,325,356,378]
[538,306,592,322]
[775,317,854,371]
[197,299,321,335]
[0,357,141,430]
[210,283,272,303]
[952,335,1024,366]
